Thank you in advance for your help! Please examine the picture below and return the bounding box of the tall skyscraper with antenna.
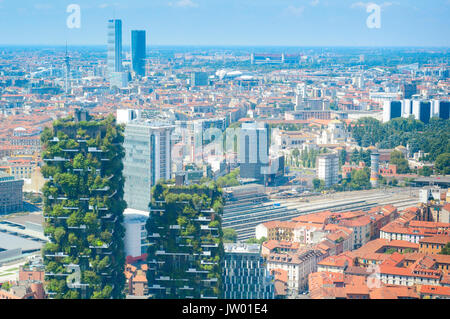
[64,45,71,95]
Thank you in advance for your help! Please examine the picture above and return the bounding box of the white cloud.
[99,3,120,9]
[34,3,53,10]
[168,0,199,8]
[285,5,305,17]
[351,2,396,9]
[310,0,320,6]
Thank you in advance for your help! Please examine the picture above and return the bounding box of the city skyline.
[0,0,449,47]
[0,0,449,303]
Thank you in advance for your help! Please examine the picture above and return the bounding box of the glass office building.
[123,121,174,212]
[131,30,146,77]
[223,243,275,299]
[238,122,270,182]
[107,19,123,75]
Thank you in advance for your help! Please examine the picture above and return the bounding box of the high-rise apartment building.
[131,30,146,77]
[383,99,448,123]
[40,112,126,299]
[432,100,450,120]
[382,100,402,122]
[123,121,174,212]
[223,243,274,299]
[317,153,339,188]
[146,183,224,299]
[412,100,432,124]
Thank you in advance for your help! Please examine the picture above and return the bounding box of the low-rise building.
[125,263,149,297]
[0,281,45,299]
[419,235,450,255]
[418,285,450,299]
[317,252,355,273]
[266,249,325,294]
[381,219,450,244]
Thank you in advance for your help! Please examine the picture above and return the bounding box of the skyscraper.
[64,46,71,95]
[123,120,174,212]
[131,30,146,77]
[107,19,123,76]
[146,182,224,299]
[238,122,269,182]
[40,111,126,299]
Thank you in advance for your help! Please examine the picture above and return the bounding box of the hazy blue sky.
[0,0,448,46]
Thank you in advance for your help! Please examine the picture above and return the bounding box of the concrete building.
[383,99,449,123]
[370,152,380,188]
[266,249,325,294]
[317,153,339,188]
[223,243,274,299]
[316,120,347,145]
[431,100,449,120]
[123,208,150,258]
[382,100,402,122]
[116,109,140,125]
[412,100,432,124]
[0,281,45,299]
[125,263,149,297]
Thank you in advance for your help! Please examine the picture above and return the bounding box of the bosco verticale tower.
[146,182,225,299]
[40,111,126,299]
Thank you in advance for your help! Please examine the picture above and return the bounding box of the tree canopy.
[351,117,450,161]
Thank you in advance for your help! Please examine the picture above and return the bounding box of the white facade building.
[123,120,174,211]
[123,208,150,258]
[317,153,339,187]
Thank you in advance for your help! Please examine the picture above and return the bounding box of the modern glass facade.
[131,30,146,77]
[438,101,449,120]
[123,121,174,212]
[0,171,23,215]
[223,243,274,299]
[107,19,122,75]
[190,71,208,86]
[238,122,269,182]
